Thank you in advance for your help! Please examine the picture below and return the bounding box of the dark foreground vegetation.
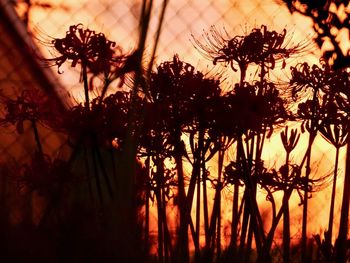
[0,0,349,262]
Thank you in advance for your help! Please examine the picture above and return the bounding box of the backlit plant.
[1,20,349,263]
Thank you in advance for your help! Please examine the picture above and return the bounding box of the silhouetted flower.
[139,101,174,158]
[280,125,300,153]
[291,63,350,138]
[289,61,350,101]
[223,160,246,186]
[297,99,322,133]
[18,152,74,197]
[193,25,302,77]
[218,81,289,137]
[290,62,331,100]
[318,97,350,148]
[145,55,221,148]
[147,165,177,202]
[0,88,57,134]
[60,91,133,146]
[224,159,307,193]
[256,163,327,205]
[47,24,119,77]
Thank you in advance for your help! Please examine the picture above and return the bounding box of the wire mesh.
[0,0,346,253]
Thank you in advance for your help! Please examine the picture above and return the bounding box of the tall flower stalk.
[3,10,350,260]
[289,61,350,262]
[290,62,327,262]
[280,126,300,263]
[194,25,299,262]
[319,113,349,261]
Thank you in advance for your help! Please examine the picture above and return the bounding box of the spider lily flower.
[319,117,350,148]
[291,63,350,135]
[256,163,328,206]
[18,152,74,197]
[318,96,350,148]
[60,91,133,146]
[192,25,303,78]
[46,24,120,77]
[147,166,177,203]
[220,81,289,137]
[139,101,175,159]
[290,61,350,100]
[280,126,300,153]
[257,164,313,195]
[148,55,221,133]
[290,62,332,99]
[0,88,57,134]
[140,54,222,163]
[297,98,324,133]
[223,160,246,186]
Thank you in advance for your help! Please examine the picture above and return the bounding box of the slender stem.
[327,146,339,245]
[301,89,318,263]
[147,0,169,78]
[239,193,249,263]
[202,154,209,249]
[161,186,172,263]
[237,136,264,256]
[208,183,221,260]
[238,61,247,85]
[246,220,253,263]
[216,146,224,259]
[195,158,201,262]
[31,120,43,155]
[82,60,90,111]
[283,151,291,263]
[186,126,205,258]
[145,156,150,253]
[99,77,112,105]
[156,188,164,263]
[260,160,304,260]
[336,142,350,263]
[174,128,189,262]
[230,179,240,253]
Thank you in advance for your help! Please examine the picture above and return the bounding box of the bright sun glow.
[3,0,348,261]
[25,0,343,243]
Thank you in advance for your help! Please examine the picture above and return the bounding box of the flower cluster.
[48,23,117,75]
[141,55,222,154]
[193,25,302,74]
[0,89,57,134]
[18,153,73,197]
[214,81,289,137]
[3,23,349,262]
[60,91,132,146]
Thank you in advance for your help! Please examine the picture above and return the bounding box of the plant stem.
[283,151,291,263]
[216,146,224,260]
[145,156,150,254]
[336,142,350,263]
[31,120,43,155]
[326,146,339,260]
[301,89,318,263]
[82,60,90,111]
[174,129,189,262]
[195,157,201,262]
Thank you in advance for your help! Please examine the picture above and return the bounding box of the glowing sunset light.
[27,0,345,247]
[1,0,349,262]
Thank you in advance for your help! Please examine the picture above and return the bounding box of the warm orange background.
[20,0,347,247]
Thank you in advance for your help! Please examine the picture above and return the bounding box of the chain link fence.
[0,0,345,251]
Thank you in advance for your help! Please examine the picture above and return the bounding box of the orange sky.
[22,0,347,246]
